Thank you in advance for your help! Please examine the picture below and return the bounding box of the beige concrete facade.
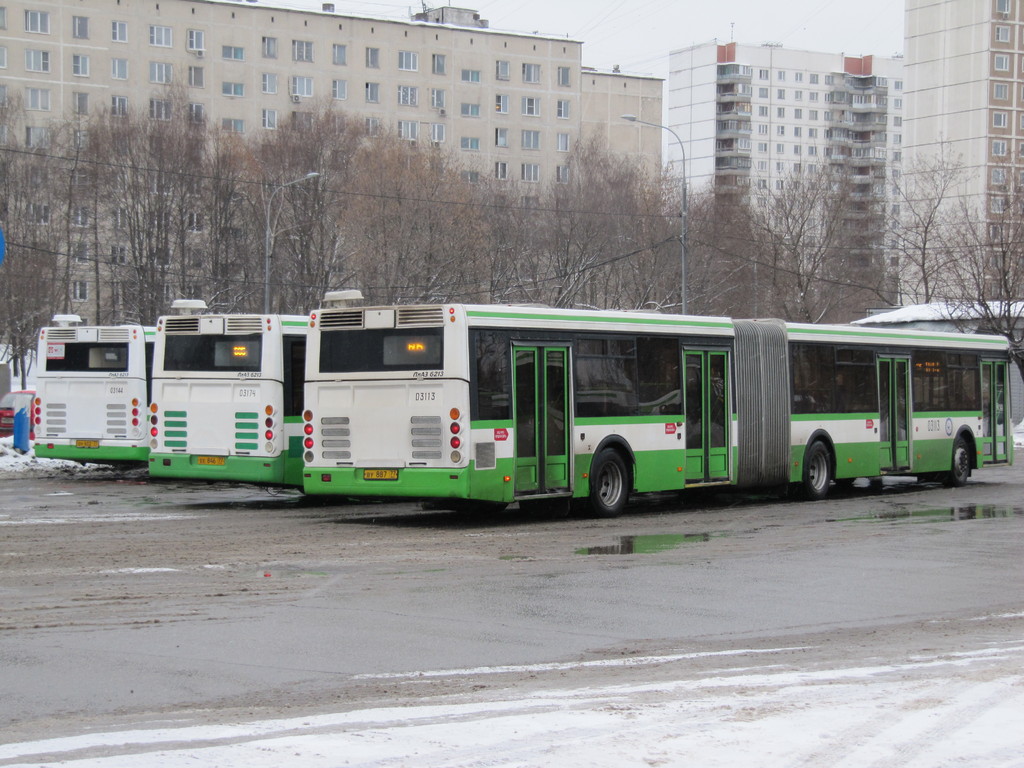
[0,0,662,183]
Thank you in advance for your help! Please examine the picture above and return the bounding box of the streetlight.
[264,171,319,314]
[621,114,688,314]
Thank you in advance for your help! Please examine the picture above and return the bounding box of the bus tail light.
[303,437,314,449]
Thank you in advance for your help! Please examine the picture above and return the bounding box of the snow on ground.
[0,639,1022,767]
[0,437,108,476]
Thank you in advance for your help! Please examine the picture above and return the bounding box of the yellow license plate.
[197,456,226,466]
[75,440,100,449]
[363,469,399,481]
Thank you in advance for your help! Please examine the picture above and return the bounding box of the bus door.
[979,360,1009,464]
[512,345,571,496]
[683,350,730,483]
[878,356,911,471]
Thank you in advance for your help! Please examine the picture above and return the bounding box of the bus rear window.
[320,327,444,373]
[44,343,129,372]
[163,334,262,372]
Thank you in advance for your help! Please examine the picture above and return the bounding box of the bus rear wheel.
[588,449,630,518]
[944,435,971,487]
[799,441,833,501]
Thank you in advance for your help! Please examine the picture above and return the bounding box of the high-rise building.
[905,0,1015,205]
[0,0,662,183]
[667,41,904,196]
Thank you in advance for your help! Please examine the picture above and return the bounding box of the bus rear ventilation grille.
[163,317,201,333]
[319,310,364,329]
[397,307,445,327]
[98,328,132,342]
[226,317,264,334]
[45,329,78,341]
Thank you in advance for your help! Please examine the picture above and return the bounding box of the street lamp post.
[621,114,688,314]
[264,171,319,314]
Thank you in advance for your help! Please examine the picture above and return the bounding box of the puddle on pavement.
[576,532,727,555]
[833,505,1024,524]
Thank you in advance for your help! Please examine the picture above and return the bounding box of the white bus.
[34,315,155,463]
[148,302,308,486]
[301,302,1011,516]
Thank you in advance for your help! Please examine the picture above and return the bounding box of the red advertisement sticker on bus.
[46,344,65,360]
[494,428,509,441]
[665,423,677,435]
[865,418,874,429]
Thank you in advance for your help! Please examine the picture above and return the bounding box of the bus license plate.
[197,456,226,466]
[75,440,99,449]
[363,469,399,481]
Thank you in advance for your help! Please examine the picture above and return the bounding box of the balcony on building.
[716,119,752,137]
[716,63,753,83]
[716,82,753,105]
[715,156,752,174]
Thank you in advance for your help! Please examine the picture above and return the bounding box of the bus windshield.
[163,334,262,372]
[44,343,129,373]
[319,327,443,373]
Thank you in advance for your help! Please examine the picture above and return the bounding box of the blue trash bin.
[13,406,29,453]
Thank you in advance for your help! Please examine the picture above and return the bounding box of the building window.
[111,20,127,42]
[460,136,480,151]
[461,68,481,83]
[521,163,540,182]
[994,82,1009,100]
[365,47,379,68]
[557,66,570,87]
[332,79,347,100]
[262,73,278,94]
[112,58,128,79]
[521,129,541,150]
[777,107,785,118]
[188,65,204,87]
[430,122,445,143]
[333,44,346,65]
[262,109,277,129]
[758,68,768,79]
[495,127,508,147]
[25,49,50,72]
[997,0,1010,12]
[397,120,418,141]
[365,117,380,135]
[149,98,171,120]
[461,102,480,117]
[496,60,510,81]
[556,165,570,183]
[25,126,49,147]
[222,45,244,61]
[365,82,380,103]
[25,10,49,33]
[149,24,172,47]
[994,111,1008,128]
[397,84,418,106]
[73,91,88,114]
[149,61,172,84]
[557,133,570,152]
[431,88,446,109]
[0,50,5,70]
[262,36,278,58]
[777,89,786,99]
[291,76,313,97]
[992,167,1007,186]
[996,25,1011,42]
[73,281,89,302]
[557,99,570,119]
[26,87,51,110]
[71,53,90,77]
[188,102,205,123]
[72,15,88,39]
[994,53,1010,71]
[495,161,508,180]
[111,95,128,116]
[398,50,418,71]
[222,81,244,97]
[522,63,541,83]
[186,29,204,51]
[221,118,244,133]
[522,96,540,116]
[292,40,313,62]
[432,53,446,74]
[495,94,509,113]
[758,105,769,117]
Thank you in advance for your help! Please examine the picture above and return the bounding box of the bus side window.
[473,331,511,421]
[637,336,681,415]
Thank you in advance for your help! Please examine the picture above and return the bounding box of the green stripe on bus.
[164,430,187,437]
[465,309,732,330]
[789,326,1007,347]
[236,442,259,450]
[164,420,187,428]
[235,412,258,419]
[234,422,257,430]
[165,440,187,448]
[235,432,258,440]
[165,411,187,418]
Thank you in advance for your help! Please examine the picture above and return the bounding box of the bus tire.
[799,441,832,501]
[588,449,630,518]
[944,435,971,488]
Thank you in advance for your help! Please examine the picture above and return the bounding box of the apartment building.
[905,0,1021,206]
[666,41,904,196]
[0,0,662,184]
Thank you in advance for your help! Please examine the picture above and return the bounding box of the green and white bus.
[300,303,1012,515]
[148,303,308,486]
[33,316,155,464]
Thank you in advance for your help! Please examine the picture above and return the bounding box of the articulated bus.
[148,304,307,486]
[301,303,1012,516]
[33,316,155,463]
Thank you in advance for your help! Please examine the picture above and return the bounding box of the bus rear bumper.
[149,453,293,485]
[303,466,479,499]
[35,443,150,464]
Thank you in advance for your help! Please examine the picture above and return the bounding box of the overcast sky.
[273,0,906,79]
